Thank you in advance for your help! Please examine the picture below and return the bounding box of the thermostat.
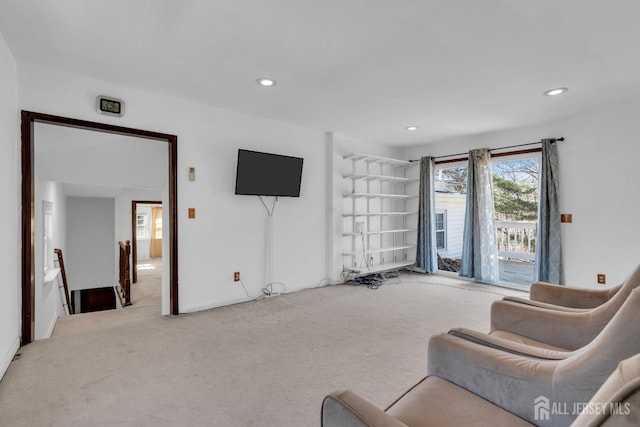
[96,95,124,117]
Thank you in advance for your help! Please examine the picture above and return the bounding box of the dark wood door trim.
[131,200,162,284]
[20,113,34,344]
[20,111,179,345]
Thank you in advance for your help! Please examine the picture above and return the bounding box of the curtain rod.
[408,137,564,163]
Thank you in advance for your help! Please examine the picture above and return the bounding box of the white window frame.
[42,201,54,274]
[435,211,446,250]
[136,213,149,239]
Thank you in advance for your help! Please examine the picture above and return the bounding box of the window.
[492,155,540,286]
[136,214,148,239]
[154,217,163,240]
[42,201,54,274]
[435,212,446,250]
[492,157,539,221]
[434,164,466,267]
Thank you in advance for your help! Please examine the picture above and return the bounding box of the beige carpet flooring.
[0,273,525,427]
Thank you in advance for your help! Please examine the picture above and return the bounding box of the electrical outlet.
[234,272,240,282]
[560,214,573,223]
[597,274,606,285]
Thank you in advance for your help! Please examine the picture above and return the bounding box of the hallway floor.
[51,258,162,338]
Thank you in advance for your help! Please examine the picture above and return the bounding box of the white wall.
[35,124,168,190]
[402,98,640,288]
[0,31,19,379]
[19,65,327,312]
[66,197,116,291]
[34,181,67,339]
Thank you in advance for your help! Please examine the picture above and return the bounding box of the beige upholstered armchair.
[502,264,639,311]
[522,280,620,308]
[489,264,640,350]
[321,354,640,427]
[426,288,640,426]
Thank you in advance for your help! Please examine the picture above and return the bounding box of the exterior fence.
[495,220,536,261]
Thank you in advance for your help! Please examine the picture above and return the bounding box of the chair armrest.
[427,333,557,425]
[530,281,612,308]
[501,296,588,312]
[448,327,571,360]
[490,299,604,350]
[322,390,409,427]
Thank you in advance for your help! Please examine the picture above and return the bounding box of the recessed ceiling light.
[406,126,418,131]
[256,77,277,87]
[543,87,568,96]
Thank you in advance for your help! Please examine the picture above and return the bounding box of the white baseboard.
[181,295,257,314]
[45,314,58,339]
[0,336,20,381]
[180,281,333,314]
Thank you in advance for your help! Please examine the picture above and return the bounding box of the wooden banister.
[117,240,132,307]
[54,248,74,315]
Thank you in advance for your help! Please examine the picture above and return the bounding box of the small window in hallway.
[42,201,54,274]
[154,218,163,240]
[136,214,148,239]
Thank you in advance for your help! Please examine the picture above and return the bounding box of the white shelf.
[344,193,416,199]
[344,153,415,167]
[342,152,417,278]
[343,245,416,256]
[343,212,417,217]
[343,173,417,183]
[343,228,416,237]
[344,261,415,276]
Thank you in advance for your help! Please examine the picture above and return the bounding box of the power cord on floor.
[349,273,383,289]
[239,281,287,301]
[345,269,407,290]
[261,283,276,297]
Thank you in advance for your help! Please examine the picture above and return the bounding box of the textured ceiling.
[1,0,639,146]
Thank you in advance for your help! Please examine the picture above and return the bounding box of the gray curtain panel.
[460,148,499,284]
[415,156,438,273]
[535,139,562,283]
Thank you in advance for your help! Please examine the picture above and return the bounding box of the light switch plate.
[188,208,196,219]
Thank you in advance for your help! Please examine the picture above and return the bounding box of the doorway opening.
[131,201,163,307]
[492,155,540,286]
[433,155,541,286]
[21,111,179,345]
[434,163,467,273]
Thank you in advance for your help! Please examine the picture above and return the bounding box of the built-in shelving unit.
[342,153,418,278]
[344,193,414,199]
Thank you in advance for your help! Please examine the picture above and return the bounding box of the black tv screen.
[235,149,304,197]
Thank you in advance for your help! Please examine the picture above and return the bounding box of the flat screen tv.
[235,149,304,197]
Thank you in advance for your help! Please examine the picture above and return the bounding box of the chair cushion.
[490,330,570,351]
[385,376,533,427]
